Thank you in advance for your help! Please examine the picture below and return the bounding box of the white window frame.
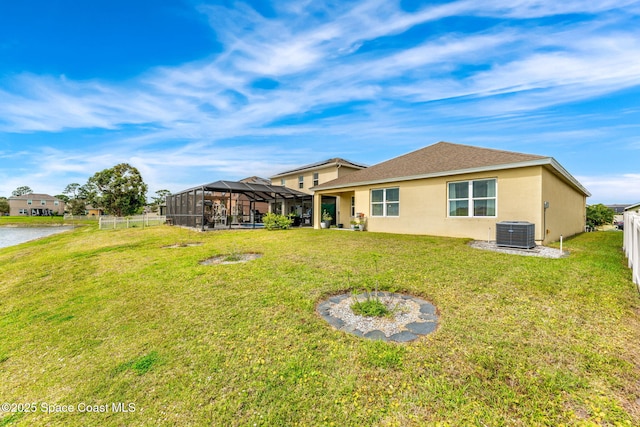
[448,178,497,218]
[313,172,319,187]
[351,196,355,217]
[298,175,304,189]
[371,187,399,217]
[280,179,285,186]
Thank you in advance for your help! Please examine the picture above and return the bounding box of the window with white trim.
[313,172,319,186]
[41,200,46,205]
[448,178,496,217]
[280,179,285,186]
[371,187,399,217]
[351,196,355,216]
[298,175,304,189]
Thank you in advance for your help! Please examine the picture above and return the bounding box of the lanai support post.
[228,189,233,229]
[251,192,257,228]
[200,187,205,232]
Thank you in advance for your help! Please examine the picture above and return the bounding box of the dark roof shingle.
[313,141,557,190]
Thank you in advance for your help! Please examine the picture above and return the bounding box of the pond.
[0,226,73,249]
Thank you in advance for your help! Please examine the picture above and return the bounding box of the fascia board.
[547,158,591,197]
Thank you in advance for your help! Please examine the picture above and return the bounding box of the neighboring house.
[271,158,367,225]
[8,193,66,216]
[311,141,590,244]
[85,205,104,216]
[606,204,629,215]
[606,204,629,224]
[625,203,640,214]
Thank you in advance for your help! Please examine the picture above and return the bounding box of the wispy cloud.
[578,174,640,204]
[0,0,639,199]
[2,0,638,134]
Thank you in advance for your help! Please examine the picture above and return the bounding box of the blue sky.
[1,0,639,204]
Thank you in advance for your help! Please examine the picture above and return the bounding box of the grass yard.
[0,225,638,426]
[0,216,66,226]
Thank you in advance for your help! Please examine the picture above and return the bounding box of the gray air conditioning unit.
[496,221,535,249]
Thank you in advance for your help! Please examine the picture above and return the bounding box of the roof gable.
[270,158,367,178]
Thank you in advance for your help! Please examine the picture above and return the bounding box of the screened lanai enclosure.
[165,180,312,230]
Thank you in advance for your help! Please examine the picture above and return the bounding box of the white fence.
[623,211,640,290]
[99,215,166,230]
[63,214,99,221]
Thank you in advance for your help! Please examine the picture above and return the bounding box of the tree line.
[1,163,171,217]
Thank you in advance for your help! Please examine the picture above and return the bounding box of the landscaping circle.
[317,292,438,342]
[162,242,203,248]
[199,252,262,265]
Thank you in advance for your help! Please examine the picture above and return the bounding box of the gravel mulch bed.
[468,241,568,258]
[162,242,203,248]
[317,292,438,342]
[199,253,262,265]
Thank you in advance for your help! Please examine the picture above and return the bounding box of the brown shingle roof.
[8,193,62,201]
[313,141,575,190]
[240,176,272,185]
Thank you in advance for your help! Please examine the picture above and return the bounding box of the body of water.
[0,226,73,249]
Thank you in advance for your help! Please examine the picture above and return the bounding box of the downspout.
[542,201,549,243]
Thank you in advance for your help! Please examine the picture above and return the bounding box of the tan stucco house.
[311,142,590,244]
[270,158,367,224]
[8,193,66,216]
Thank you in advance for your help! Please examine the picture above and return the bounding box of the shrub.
[586,203,614,228]
[351,296,391,317]
[262,212,293,230]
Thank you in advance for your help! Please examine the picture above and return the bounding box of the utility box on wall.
[496,221,536,249]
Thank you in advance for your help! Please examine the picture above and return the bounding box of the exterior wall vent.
[496,221,535,249]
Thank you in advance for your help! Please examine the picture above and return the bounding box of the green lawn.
[0,216,66,226]
[0,226,638,426]
[0,216,98,228]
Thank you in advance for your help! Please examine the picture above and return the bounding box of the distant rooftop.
[239,176,272,186]
[8,193,62,200]
[605,204,632,214]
